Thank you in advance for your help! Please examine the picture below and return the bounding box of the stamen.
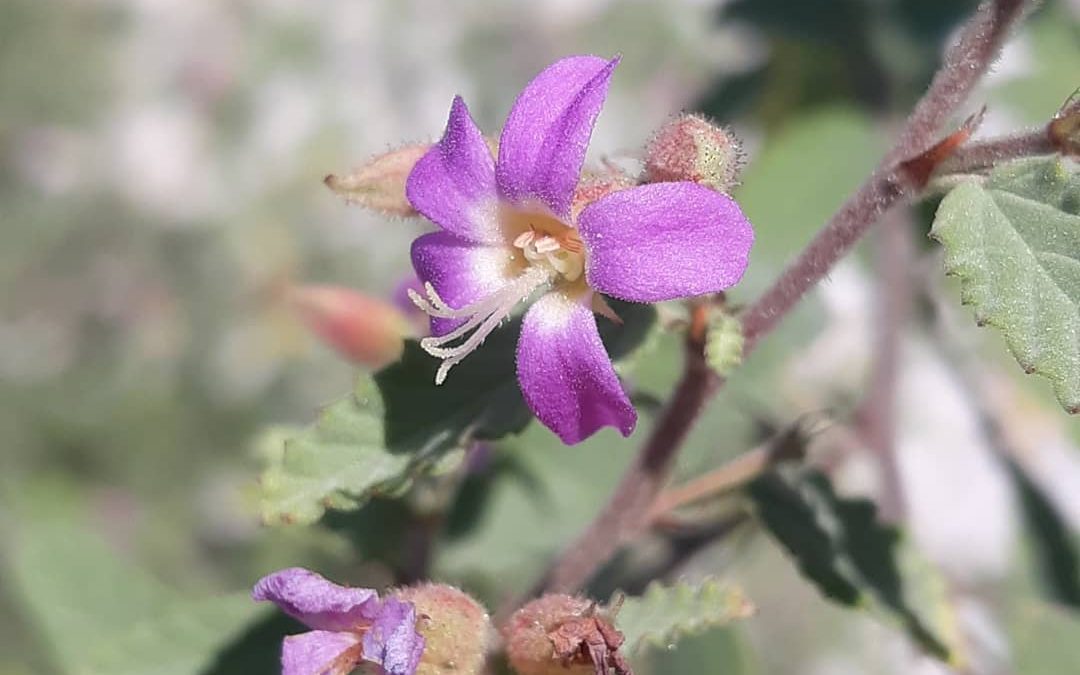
[512,230,536,248]
[414,265,553,384]
[534,236,561,254]
[558,231,585,254]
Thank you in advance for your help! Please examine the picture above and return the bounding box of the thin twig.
[542,302,717,593]
[855,209,915,524]
[939,126,1056,174]
[530,0,1035,600]
[645,445,771,525]
[741,0,1030,349]
[886,0,1030,164]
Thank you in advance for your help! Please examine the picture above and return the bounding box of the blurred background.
[1,0,1078,673]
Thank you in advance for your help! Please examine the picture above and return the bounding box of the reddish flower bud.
[392,583,494,675]
[504,595,631,675]
[571,167,635,219]
[325,144,430,217]
[289,285,410,369]
[643,114,744,194]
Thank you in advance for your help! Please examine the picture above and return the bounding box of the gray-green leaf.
[931,157,1080,413]
[259,300,656,526]
[613,579,754,656]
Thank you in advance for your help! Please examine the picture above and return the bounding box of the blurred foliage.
[1,0,1079,673]
[748,467,952,661]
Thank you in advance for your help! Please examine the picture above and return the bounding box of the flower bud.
[392,583,493,675]
[571,167,635,219]
[504,594,630,675]
[644,114,744,194]
[704,309,744,378]
[325,143,430,217]
[289,285,411,369]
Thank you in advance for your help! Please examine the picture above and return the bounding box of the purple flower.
[406,55,754,444]
[252,567,425,675]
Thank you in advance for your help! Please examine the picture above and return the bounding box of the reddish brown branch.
[531,0,1035,600]
[543,303,718,593]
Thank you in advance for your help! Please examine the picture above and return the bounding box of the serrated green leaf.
[748,468,951,660]
[260,300,656,526]
[259,378,409,525]
[931,157,1080,413]
[613,579,754,656]
[806,473,951,660]
[747,471,863,605]
[8,519,265,675]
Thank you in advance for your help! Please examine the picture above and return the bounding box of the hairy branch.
[531,0,1035,599]
[542,303,717,593]
[939,126,1057,174]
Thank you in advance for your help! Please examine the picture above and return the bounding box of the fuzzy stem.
[543,302,716,593]
[743,0,1030,348]
[645,443,772,525]
[855,210,916,524]
[533,0,1034,598]
[885,0,1030,164]
[938,125,1056,174]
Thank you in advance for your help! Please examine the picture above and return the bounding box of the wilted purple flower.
[252,567,424,675]
[406,55,754,444]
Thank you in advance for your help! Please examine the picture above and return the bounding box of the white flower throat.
[409,217,587,385]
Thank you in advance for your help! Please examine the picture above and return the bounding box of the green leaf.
[747,471,862,605]
[258,378,408,526]
[931,157,1080,413]
[8,519,265,675]
[260,300,656,526]
[1004,457,1080,609]
[748,467,951,661]
[613,579,754,656]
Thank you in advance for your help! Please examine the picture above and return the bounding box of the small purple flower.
[406,55,754,444]
[253,567,425,675]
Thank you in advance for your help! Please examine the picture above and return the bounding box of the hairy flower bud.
[504,594,630,675]
[325,144,431,217]
[289,285,411,369]
[644,114,744,194]
[571,167,635,218]
[392,583,493,675]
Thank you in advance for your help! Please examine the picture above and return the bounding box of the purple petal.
[406,96,502,244]
[496,55,619,220]
[281,630,362,675]
[411,231,516,336]
[391,274,425,319]
[516,292,636,444]
[252,568,380,632]
[578,182,754,302]
[361,598,426,675]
